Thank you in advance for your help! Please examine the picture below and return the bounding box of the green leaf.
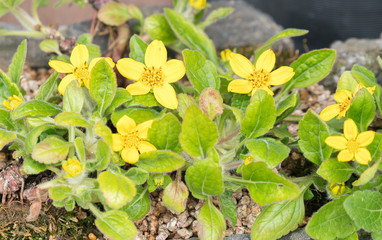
[241,90,276,139]
[145,14,177,44]
[35,0,50,8]
[276,91,298,116]
[111,107,162,125]
[177,93,197,118]
[98,170,136,209]
[63,80,84,113]
[135,150,185,173]
[8,39,26,86]
[198,8,233,29]
[353,160,380,186]
[89,59,116,115]
[180,105,218,157]
[76,33,92,45]
[372,231,382,240]
[165,8,218,64]
[95,210,137,240]
[104,88,132,115]
[55,112,92,127]
[21,157,47,175]
[97,2,131,26]
[148,113,182,154]
[25,125,54,153]
[35,72,59,101]
[0,129,16,150]
[0,70,20,105]
[185,159,224,199]
[65,198,75,211]
[91,139,110,170]
[251,193,304,240]
[317,158,353,183]
[369,133,382,162]
[183,50,220,93]
[74,137,85,162]
[129,35,148,63]
[337,71,358,93]
[306,196,358,240]
[120,186,150,221]
[242,162,300,206]
[32,136,71,164]
[39,39,61,55]
[219,191,237,226]
[197,198,226,240]
[26,116,54,127]
[124,167,149,185]
[94,122,113,146]
[11,100,62,119]
[87,44,101,60]
[254,29,308,61]
[347,88,376,132]
[286,49,336,89]
[352,65,377,85]
[0,110,15,130]
[298,110,332,165]
[49,186,72,201]
[231,93,250,113]
[163,180,189,214]
[246,138,290,168]
[126,93,160,107]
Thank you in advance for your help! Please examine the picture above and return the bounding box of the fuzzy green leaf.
[219,191,237,226]
[94,122,113,146]
[63,80,84,113]
[317,158,354,183]
[145,14,177,44]
[0,110,15,130]
[120,186,150,221]
[8,39,26,86]
[91,139,110,171]
[22,157,47,174]
[124,167,149,185]
[95,210,137,240]
[129,35,148,63]
[353,160,380,186]
[0,129,16,151]
[163,180,189,214]
[55,112,92,127]
[347,88,376,132]
[246,138,290,168]
[97,2,131,26]
[135,150,185,173]
[197,198,226,240]
[25,125,54,153]
[104,88,132,115]
[35,72,59,101]
[11,100,62,119]
[32,136,71,164]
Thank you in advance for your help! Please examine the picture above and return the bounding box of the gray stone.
[322,37,382,91]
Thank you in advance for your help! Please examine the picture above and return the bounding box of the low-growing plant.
[1,0,382,240]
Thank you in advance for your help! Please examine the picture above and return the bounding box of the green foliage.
[246,138,290,168]
[163,180,189,214]
[8,39,26,87]
[135,151,185,173]
[145,14,177,44]
[197,198,226,240]
[317,158,353,183]
[347,88,376,132]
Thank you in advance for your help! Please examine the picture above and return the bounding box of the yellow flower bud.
[62,156,82,177]
[329,182,346,195]
[189,0,206,9]
[244,155,253,165]
[2,95,23,111]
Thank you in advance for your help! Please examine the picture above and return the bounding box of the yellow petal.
[112,134,124,152]
[145,40,167,68]
[126,82,151,95]
[229,52,255,78]
[116,58,145,81]
[138,141,157,154]
[162,59,186,83]
[2,100,12,111]
[221,49,232,61]
[325,136,348,150]
[367,86,376,95]
[344,119,358,140]
[357,131,375,147]
[88,57,115,72]
[153,83,178,109]
[49,60,74,73]
[121,147,139,164]
[70,44,89,68]
[116,115,136,135]
[257,86,274,96]
[338,149,354,162]
[136,120,154,139]
[58,74,76,95]
[227,79,252,94]
[269,66,295,85]
[320,104,340,121]
[255,49,275,73]
[355,148,372,165]
[334,90,353,103]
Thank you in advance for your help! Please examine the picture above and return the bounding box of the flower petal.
[88,57,115,72]
[58,74,76,95]
[355,148,372,165]
[49,60,74,73]
[126,82,151,95]
[227,79,252,94]
[320,104,340,121]
[257,86,274,96]
[145,40,167,68]
[153,83,178,109]
[344,119,358,140]
[112,134,124,152]
[338,149,354,162]
[116,58,145,81]
[357,131,375,147]
[116,115,136,135]
[325,136,348,150]
[162,59,185,83]
[136,120,154,139]
[70,44,89,68]
[269,66,295,85]
[334,90,353,103]
[121,147,140,164]
[255,49,275,73]
[229,52,255,78]
[138,141,157,154]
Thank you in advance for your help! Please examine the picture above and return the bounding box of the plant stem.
[283,115,303,122]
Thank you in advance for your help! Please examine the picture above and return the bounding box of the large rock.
[322,37,382,91]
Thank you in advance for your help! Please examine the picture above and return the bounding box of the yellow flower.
[329,182,346,195]
[2,95,23,111]
[62,156,82,177]
[49,44,115,95]
[112,115,157,164]
[116,40,185,109]
[221,49,232,61]
[227,49,295,96]
[244,155,253,165]
[189,0,206,9]
[355,83,376,95]
[325,119,375,165]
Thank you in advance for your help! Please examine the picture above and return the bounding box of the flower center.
[122,130,141,149]
[140,66,164,88]
[339,97,352,112]
[347,139,359,154]
[247,70,270,89]
[73,64,89,86]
